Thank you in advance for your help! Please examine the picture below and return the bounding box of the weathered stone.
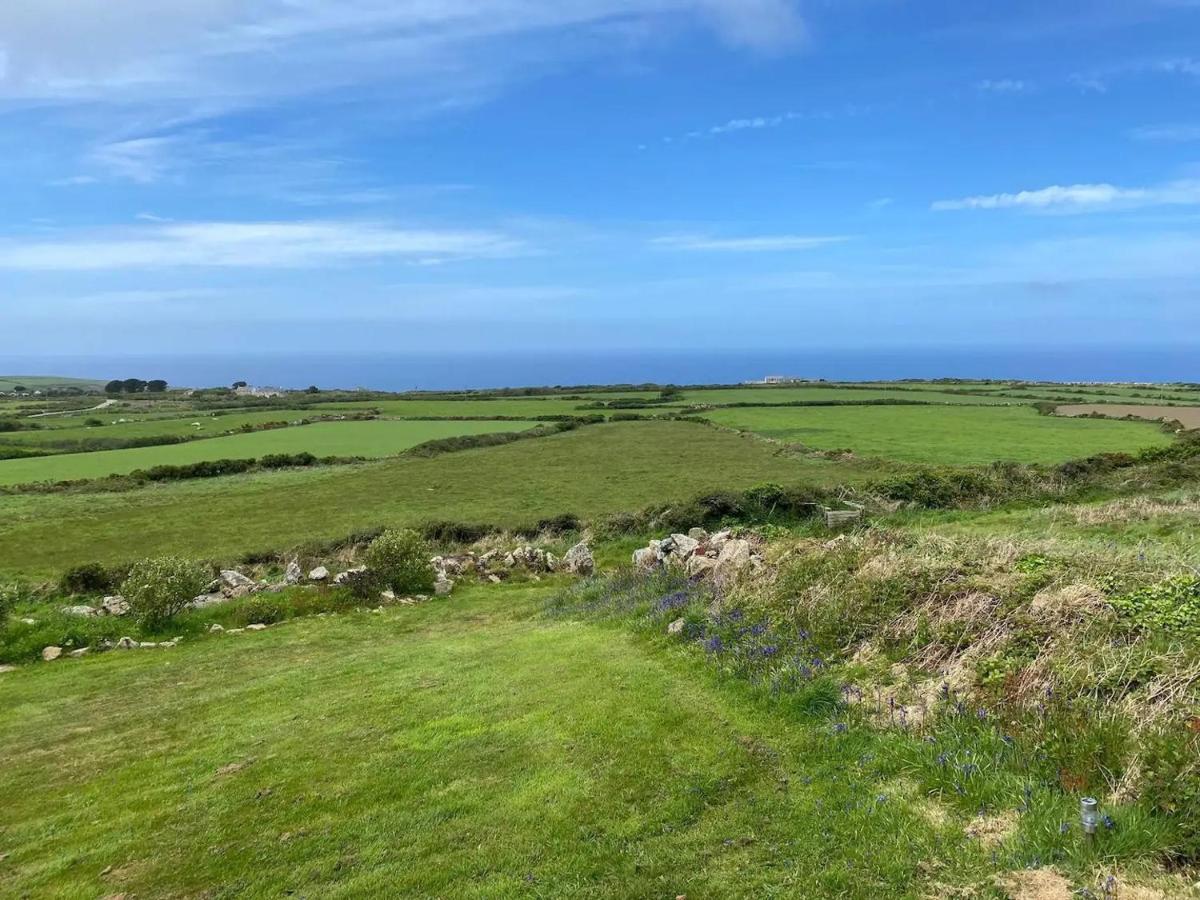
[434,577,454,596]
[380,589,397,601]
[713,539,753,588]
[159,641,177,649]
[221,569,256,590]
[101,595,129,616]
[61,605,98,617]
[209,623,225,633]
[116,636,138,650]
[333,567,366,586]
[308,566,330,582]
[487,574,502,584]
[708,530,733,552]
[245,623,269,631]
[633,547,658,569]
[563,541,595,576]
[19,617,36,626]
[226,628,245,635]
[685,555,719,579]
[669,533,700,560]
[284,561,303,585]
[42,645,63,661]
[0,665,17,674]
[139,642,158,649]
[667,618,686,636]
[191,593,227,609]
[69,648,90,658]
[687,527,709,542]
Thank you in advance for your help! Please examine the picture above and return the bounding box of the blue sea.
[4,346,1197,391]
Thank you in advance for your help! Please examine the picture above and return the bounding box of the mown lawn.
[0,422,876,577]
[0,582,996,898]
[705,404,1173,465]
[0,419,539,486]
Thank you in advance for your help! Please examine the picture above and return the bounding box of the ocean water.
[3,346,1197,391]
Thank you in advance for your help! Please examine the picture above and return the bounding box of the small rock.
[42,646,63,661]
[191,592,227,609]
[333,567,366,586]
[69,648,90,659]
[220,569,256,590]
[434,577,454,596]
[487,574,502,584]
[0,665,17,674]
[139,642,158,649]
[669,533,701,560]
[209,623,225,633]
[284,560,303,585]
[667,618,686,636]
[687,527,708,542]
[563,541,595,576]
[226,628,245,635]
[19,617,36,626]
[308,566,330,582]
[380,589,396,601]
[116,636,138,650]
[159,641,177,649]
[245,623,268,631]
[61,605,98,618]
[685,555,719,578]
[632,547,658,570]
[101,595,129,616]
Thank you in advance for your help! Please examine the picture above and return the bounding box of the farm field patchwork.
[0,421,876,576]
[703,403,1173,465]
[670,386,1014,406]
[312,397,615,418]
[0,419,539,486]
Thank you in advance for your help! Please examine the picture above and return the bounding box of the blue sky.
[3,0,1200,360]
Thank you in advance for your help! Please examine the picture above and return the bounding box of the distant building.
[234,385,284,398]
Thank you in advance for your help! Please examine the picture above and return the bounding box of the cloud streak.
[933,179,1200,212]
[0,221,528,270]
[652,234,850,252]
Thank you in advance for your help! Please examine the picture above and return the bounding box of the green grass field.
[0,422,873,576]
[313,397,613,417]
[704,403,1173,465]
[0,583,1010,898]
[0,375,106,393]
[0,408,320,445]
[0,419,541,486]
[671,386,1013,406]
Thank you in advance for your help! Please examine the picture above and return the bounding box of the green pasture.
[0,375,106,393]
[0,422,875,576]
[0,419,539,487]
[0,583,996,898]
[313,397,611,418]
[704,403,1173,465]
[670,385,1013,406]
[0,409,320,446]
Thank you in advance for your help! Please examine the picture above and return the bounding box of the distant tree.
[104,380,123,394]
[232,380,248,389]
[121,378,147,394]
[305,385,320,394]
[147,379,168,393]
[13,385,27,394]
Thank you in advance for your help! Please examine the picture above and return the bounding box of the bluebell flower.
[704,635,724,653]
[1059,822,1071,834]
[1103,815,1116,831]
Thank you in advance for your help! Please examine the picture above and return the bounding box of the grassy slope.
[314,397,615,417]
[0,584,985,898]
[0,375,105,392]
[673,386,1013,405]
[705,404,1173,465]
[0,422,872,576]
[0,419,539,486]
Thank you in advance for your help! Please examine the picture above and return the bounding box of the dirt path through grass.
[0,583,989,898]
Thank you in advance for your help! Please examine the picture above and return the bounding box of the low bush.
[121,557,211,628]
[362,529,435,597]
[59,562,117,596]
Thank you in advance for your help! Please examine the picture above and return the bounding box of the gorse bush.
[121,557,211,628]
[363,529,435,597]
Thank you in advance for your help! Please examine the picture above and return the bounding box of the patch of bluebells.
[653,591,691,614]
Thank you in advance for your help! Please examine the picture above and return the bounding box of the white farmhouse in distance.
[234,385,285,398]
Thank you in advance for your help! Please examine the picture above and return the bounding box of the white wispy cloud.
[975,78,1033,94]
[933,179,1200,212]
[652,234,850,252]
[0,0,806,106]
[1130,124,1200,142]
[0,221,528,270]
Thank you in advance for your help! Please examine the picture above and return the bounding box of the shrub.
[363,529,435,596]
[59,562,116,595]
[121,557,211,628]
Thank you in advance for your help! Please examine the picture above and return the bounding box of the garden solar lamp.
[1080,797,1099,841]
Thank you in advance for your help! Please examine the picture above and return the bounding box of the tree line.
[104,379,169,394]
